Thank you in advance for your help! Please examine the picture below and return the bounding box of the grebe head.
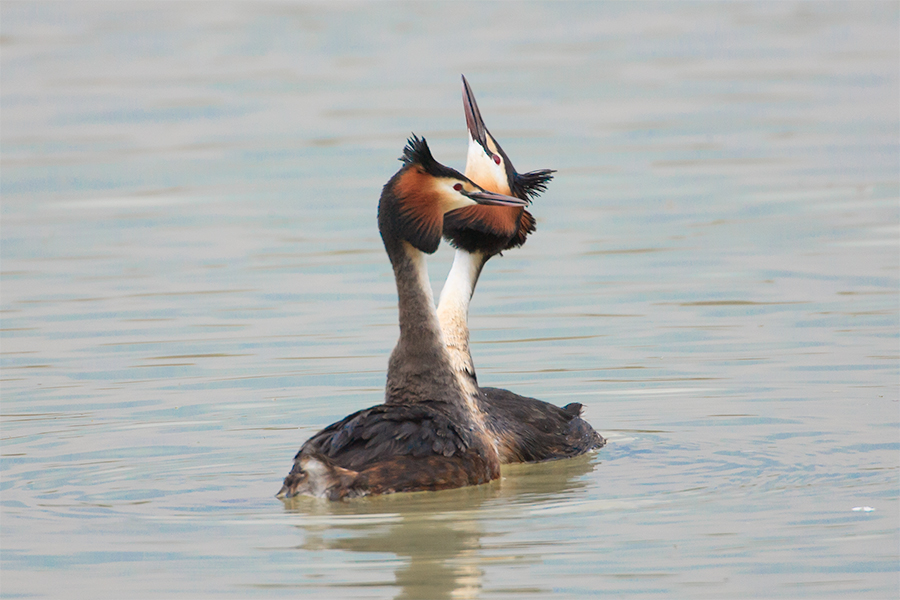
[379,135,528,254]
[442,76,551,255]
[461,75,555,201]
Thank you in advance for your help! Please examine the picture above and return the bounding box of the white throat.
[437,249,484,379]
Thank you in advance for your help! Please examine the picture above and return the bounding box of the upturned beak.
[462,74,491,154]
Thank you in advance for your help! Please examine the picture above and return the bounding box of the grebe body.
[278,136,527,500]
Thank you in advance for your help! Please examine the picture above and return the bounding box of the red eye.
[493,155,501,165]
[453,183,463,191]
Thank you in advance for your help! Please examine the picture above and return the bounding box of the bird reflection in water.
[281,454,597,599]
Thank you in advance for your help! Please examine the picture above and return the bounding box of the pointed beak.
[461,188,528,207]
[462,75,491,153]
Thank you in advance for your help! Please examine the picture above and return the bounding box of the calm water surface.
[2,2,898,598]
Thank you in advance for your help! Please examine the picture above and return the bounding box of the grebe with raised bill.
[438,75,605,463]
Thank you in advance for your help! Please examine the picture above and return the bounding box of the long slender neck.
[391,240,444,353]
[381,231,473,417]
[435,248,496,450]
[437,249,488,382]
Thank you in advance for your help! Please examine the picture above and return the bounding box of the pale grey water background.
[2,2,898,599]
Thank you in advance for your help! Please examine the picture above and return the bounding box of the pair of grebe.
[277,77,604,500]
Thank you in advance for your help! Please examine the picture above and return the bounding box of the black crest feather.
[401,135,465,180]
[512,168,555,201]
[401,135,436,170]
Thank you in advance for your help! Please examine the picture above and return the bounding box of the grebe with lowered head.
[277,136,528,500]
[438,75,605,463]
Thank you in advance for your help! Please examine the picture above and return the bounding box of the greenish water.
[2,2,898,598]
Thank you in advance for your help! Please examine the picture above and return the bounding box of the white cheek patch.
[435,178,477,213]
[465,138,509,195]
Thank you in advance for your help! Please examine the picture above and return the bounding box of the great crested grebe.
[437,76,605,463]
[278,136,528,500]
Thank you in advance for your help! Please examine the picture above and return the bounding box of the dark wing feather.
[479,387,605,463]
[300,403,472,471]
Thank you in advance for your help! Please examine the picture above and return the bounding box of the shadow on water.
[278,454,598,599]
